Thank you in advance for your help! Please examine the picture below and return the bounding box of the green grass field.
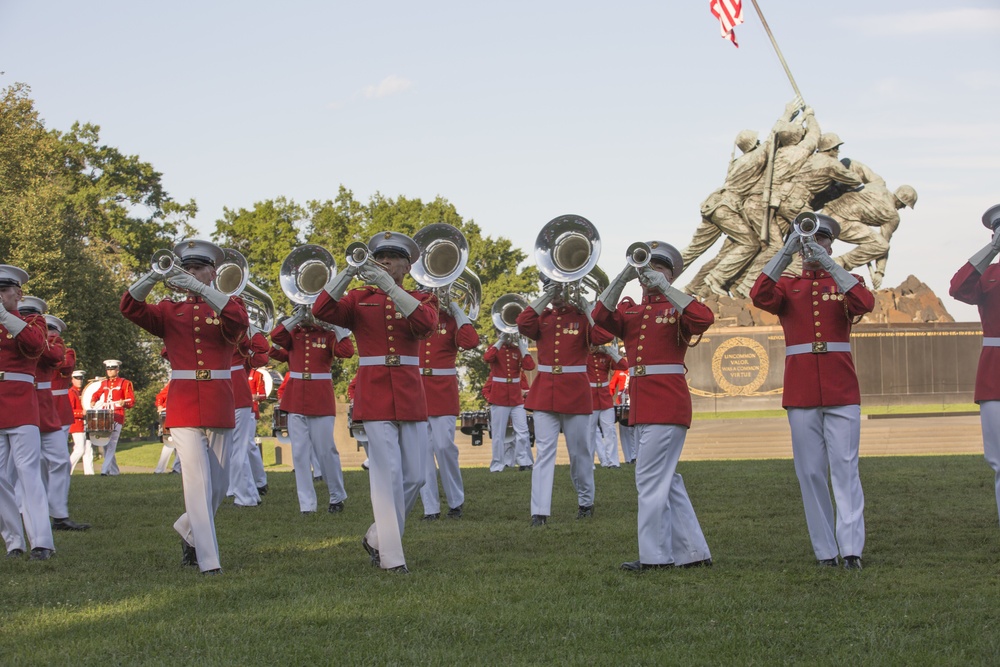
[3,452,1000,665]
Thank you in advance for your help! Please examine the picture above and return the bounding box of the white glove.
[0,307,28,337]
[530,281,560,315]
[364,265,422,317]
[809,242,859,292]
[576,297,595,325]
[518,337,529,357]
[640,268,694,311]
[324,265,359,301]
[599,265,637,311]
[166,270,231,313]
[333,325,352,342]
[128,270,161,301]
[493,335,505,350]
[607,345,622,363]
[762,231,801,281]
[971,237,1000,274]
[281,305,308,331]
[448,301,472,328]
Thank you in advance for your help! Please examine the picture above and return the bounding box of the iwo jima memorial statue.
[674,96,979,411]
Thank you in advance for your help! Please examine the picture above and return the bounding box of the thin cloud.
[362,75,414,100]
[836,8,1000,36]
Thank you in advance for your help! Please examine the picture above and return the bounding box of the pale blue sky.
[2,1,998,319]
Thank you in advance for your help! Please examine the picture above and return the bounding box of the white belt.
[171,369,232,380]
[289,371,333,380]
[230,364,246,372]
[590,382,609,388]
[630,364,685,377]
[491,376,519,384]
[421,368,457,376]
[358,355,419,367]
[0,372,35,383]
[51,389,68,396]
[35,382,52,390]
[537,364,587,374]
[785,342,852,355]
[984,337,1000,347]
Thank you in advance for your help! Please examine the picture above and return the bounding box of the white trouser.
[980,401,1000,527]
[420,415,464,514]
[287,413,346,512]
[363,420,427,570]
[248,432,267,488]
[591,408,620,467]
[619,423,637,463]
[787,405,865,560]
[171,427,232,572]
[530,411,594,516]
[634,423,710,565]
[0,425,54,551]
[39,428,71,519]
[228,407,261,507]
[154,441,181,474]
[101,422,123,475]
[489,404,532,471]
[69,431,94,476]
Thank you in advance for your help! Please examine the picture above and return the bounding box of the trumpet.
[217,248,275,332]
[626,241,652,269]
[492,293,528,335]
[793,211,820,261]
[345,241,390,277]
[151,249,219,295]
[412,223,481,319]
[535,214,603,310]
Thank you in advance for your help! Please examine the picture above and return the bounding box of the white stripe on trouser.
[171,426,231,572]
[228,407,261,507]
[69,431,94,476]
[619,422,637,463]
[591,408,620,467]
[363,420,426,569]
[634,423,710,565]
[287,413,346,512]
[530,411,593,516]
[979,401,1000,527]
[39,428,71,518]
[0,425,54,551]
[420,415,464,515]
[101,422,123,475]
[489,405,532,471]
[787,405,865,560]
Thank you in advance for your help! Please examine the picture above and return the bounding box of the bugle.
[280,245,336,305]
[626,241,652,269]
[491,293,528,335]
[217,248,275,332]
[534,214,602,308]
[412,223,481,318]
[793,211,819,261]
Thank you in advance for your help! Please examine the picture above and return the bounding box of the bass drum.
[254,368,284,401]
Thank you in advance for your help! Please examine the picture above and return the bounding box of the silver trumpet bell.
[280,244,336,305]
[412,223,481,318]
[151,249,183,276]
[491,293,529,335]
[218,248,276,332]
[535,214,602,284]
[626,241,652,269]
[793,211,819,261]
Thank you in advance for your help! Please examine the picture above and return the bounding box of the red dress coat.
[69,385,85,434]
[53,347,76,426]
[950,262,1000,402]
[270,323,354,417]
[483,343,536,407]
[248,369,267,419]
[34,336,66,433]
[313,286,438,422]
[609,369,628,405]
[121,293,248,429]
[155,383,169,413]
[0,312,46,429]
[750,270,875,408]
[517,305,613,415]
[419,311,480,417]
[92,376,135,426]
[232,331,271,410]
[587,350,627,411]
[593,295,714,427]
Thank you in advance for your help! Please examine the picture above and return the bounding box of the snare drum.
[459,411,478,434]
[85,409,115,436]
[473,410,490,427]
[272,409,289,436]
[619,404,631,426]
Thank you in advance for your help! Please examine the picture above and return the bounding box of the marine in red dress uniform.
[121,239,248,574]
[91,359,135,475]
[587,344,628,468]
[418,302,479,520]
[152,381,180,475]
[68,370,94,475]
[483,332,535,471]
[247,366,270,494]
[0,266,55,559]
[593,241,714,570]
[517,280,613,525]
[313,231,437,573]
[227,331,272,508]
[750,214,874,570]
[950,203,1000,527]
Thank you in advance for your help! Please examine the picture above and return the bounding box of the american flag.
[710,0,744,47]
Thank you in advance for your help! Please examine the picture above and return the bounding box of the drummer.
[68,370,94,475]
[92,359,135,476]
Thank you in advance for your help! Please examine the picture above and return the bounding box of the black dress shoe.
[843,555,863,570]
[446,504,463,519]
[328,501,345,513]
[518,465,533,471]
[576,505,594,519]
[530,514,547,527]
[6,548,24,559]
[181,539,198,567]
[817,557,839,567]
[386,564,409,574]
[421,513,440,521]
[620,560,673,571]
[52,517,91,531]
[257,484,269,496]
[301,510,316,515]
[362,536,380,567]
[678,558,713,568]
[29,547,54,561]
[202,568,223,576]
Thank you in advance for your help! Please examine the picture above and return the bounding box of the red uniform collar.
[800,270,831,279]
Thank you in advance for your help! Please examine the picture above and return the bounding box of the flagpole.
[748,0,803,100]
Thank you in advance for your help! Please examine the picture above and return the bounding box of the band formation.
[2,201,999,576]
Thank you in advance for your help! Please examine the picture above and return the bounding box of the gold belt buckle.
[551,365,563,375]
[195,369,211,380]
[634,365,647,377]
[385,355,401,367]
[421,368,433,376]
[811,342,827,354]
[302,372,312,380]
